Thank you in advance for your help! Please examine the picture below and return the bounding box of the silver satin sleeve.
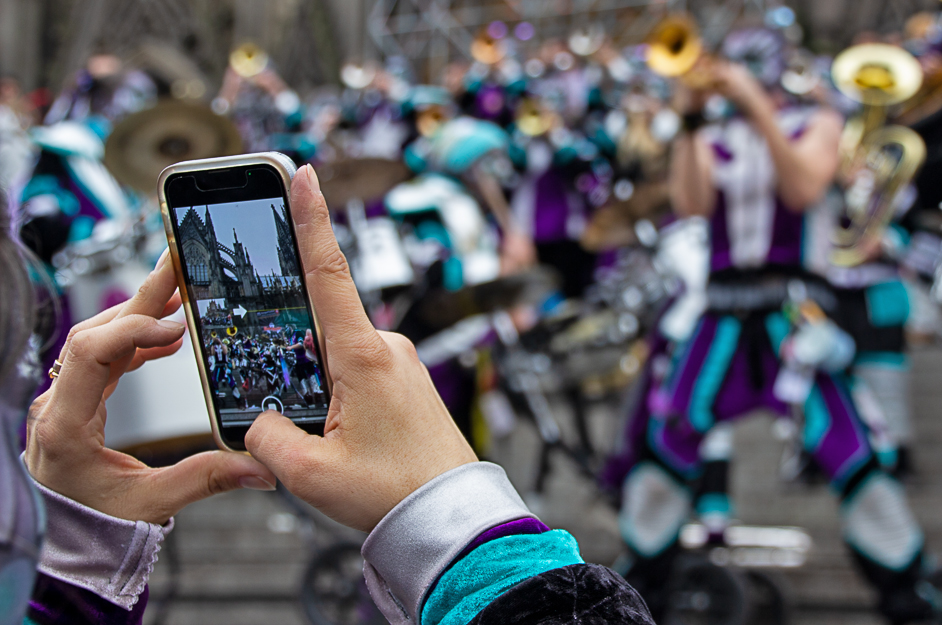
[361,461,535,625]
[29,472,172,611]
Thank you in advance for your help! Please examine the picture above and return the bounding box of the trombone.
[829,43,926,267]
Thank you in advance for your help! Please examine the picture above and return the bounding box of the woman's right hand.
[246,165,478,532]
[25,252,278,526]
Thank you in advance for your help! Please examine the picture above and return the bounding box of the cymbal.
[831,44,922,106]
[316,158,412,208]
[105,100,242,192]
[418,267,560,329]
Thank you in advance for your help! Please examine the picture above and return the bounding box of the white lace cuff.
[32,477,172,610]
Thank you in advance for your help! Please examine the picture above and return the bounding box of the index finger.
[292,165,384,360]
[114,248,179,320]
[47,314,186,432]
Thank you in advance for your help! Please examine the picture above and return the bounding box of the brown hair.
[0,191,36,381]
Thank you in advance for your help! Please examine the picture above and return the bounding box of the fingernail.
[239,475,276,491]
[304,164,320,191]
[157,319,185,330]
[156,248,170,270]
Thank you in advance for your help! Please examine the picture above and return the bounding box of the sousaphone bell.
[831,43,923,109]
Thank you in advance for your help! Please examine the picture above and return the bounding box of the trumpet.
[229,42,269,78]
[829,44,926,267]
[645,14,715,89]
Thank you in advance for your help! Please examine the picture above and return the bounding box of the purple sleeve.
[420,517,551,604]
[28,574,148,625]
[456,517,550,561]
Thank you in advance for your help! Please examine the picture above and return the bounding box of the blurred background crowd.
[8,0,942,623]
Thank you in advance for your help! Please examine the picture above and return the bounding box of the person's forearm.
[361,462,654,625]
[747,96,829,211]
[27,474,167,615]
[472,166,516,233]
[669,132,714,217]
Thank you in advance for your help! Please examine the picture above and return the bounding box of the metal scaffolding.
[367,0,772,81]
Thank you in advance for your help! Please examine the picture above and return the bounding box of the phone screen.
[165,164,328,448]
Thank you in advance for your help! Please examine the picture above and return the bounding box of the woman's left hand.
[24,250,277,525]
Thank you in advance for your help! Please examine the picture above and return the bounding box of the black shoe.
[893,447,916,481]
[879,583,939,625]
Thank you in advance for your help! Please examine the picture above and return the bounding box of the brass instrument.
[781,49,820,96]
[832,43,922,131]
[829,44,927,266]
[645,14,712,88]
[340,62,377,89]
[229,42,269,78]
[515,98,557,137]
[568,24,606,57]
[417,105,448,137]
[470,28,506,65]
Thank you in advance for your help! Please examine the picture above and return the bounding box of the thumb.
[145,451,277,524]
[245,410,333,493]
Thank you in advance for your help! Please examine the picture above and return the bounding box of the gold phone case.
[157,152,332,452]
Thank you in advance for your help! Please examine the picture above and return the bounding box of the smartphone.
[158,152,330,451]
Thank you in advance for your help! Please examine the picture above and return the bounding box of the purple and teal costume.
[611,111,932,623]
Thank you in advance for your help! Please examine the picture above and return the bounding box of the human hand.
[251,68,289,97]
[25,252,277,525]
[671,77,710,114]
[500,229,538,275]
[245,165,478,532]
[711,61,772,119]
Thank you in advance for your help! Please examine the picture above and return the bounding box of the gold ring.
[48,359,63,380]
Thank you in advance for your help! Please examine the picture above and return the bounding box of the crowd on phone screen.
[202,326,326,409]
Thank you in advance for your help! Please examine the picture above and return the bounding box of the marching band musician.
[614,27,939,623]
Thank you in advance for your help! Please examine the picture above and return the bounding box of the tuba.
[829,44,926,266]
